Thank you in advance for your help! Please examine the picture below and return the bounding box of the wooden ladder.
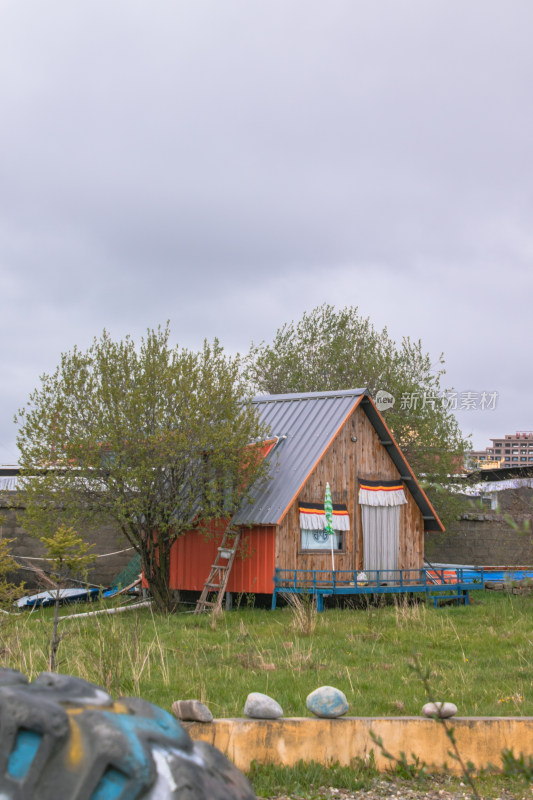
[194,526,241,614]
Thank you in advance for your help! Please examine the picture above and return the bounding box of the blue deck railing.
[272,567,484,611]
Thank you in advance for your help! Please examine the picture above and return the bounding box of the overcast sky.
[1,0,532,463]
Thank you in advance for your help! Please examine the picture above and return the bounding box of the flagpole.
[325,482,335,575]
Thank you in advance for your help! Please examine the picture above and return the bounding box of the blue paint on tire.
[7,730,42,779]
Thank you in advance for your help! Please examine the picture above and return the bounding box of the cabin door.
[361,506,400,578]
[358,479,407,580]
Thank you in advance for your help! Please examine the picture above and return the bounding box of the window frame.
[299,528,346,554]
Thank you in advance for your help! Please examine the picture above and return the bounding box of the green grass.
[248,760,532,798]
[2,591,533,798]
[1,590,532,718]
[248,758,377,798]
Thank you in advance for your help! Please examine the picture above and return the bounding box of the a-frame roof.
[233,388,444,532]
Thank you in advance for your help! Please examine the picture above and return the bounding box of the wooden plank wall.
[276,405,424,573]
[276,406,357,573]
[355,408,423,570]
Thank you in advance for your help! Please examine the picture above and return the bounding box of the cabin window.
[301,528,344,551]
[298,501,349,551]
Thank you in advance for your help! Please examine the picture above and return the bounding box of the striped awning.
[299,501,350,531]
[358,479,407,507]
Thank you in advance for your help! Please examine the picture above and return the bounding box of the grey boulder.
[172,699,214,723]
[422,701,458,718]
[244,692,283,719]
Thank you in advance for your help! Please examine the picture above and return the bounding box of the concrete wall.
[0,495,135,588]
[185,716,533,774]
[425,488,533,565]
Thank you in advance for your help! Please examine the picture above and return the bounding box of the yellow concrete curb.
[184,717,533,773]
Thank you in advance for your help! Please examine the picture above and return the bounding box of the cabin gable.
[354,405,424,570]
[276,403,425,573]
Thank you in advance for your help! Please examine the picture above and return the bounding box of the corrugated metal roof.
[0,476,20,492]
[233,388,444,532]
[233,389,368,525]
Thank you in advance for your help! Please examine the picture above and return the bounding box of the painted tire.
[0,669,255,799]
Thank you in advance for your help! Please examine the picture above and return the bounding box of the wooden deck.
[272,567,484,611]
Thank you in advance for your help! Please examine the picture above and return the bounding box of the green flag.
[325,482,335,573]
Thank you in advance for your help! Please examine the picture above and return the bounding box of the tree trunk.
[142,533,177,613]
[50,589,62,670]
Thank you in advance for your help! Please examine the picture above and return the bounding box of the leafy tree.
[245,304,469,528]
[16,327,269,612]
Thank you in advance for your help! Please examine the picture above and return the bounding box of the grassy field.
[2,590,533,798]
[1,589,532,718]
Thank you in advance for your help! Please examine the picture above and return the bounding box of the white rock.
[244,692,283,719]
[422,701,457,719]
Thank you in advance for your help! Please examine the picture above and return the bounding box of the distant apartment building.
[467,431,533,469]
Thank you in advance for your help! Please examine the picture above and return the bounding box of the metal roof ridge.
[252,388,369,403]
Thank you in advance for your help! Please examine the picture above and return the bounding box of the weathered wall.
[425,488,533,565]
[186,716,533,774]
[0,495,134,588]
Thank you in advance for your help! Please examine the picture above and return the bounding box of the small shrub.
[501,748,533,782]
[39,525,96,670]
[0,538,24,609]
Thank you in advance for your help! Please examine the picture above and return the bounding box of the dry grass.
[280,592,318,635]
[393,595,427,626]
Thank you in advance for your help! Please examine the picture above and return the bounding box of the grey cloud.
[1,0,532,460]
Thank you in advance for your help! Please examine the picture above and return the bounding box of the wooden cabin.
[168,389,444,600]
